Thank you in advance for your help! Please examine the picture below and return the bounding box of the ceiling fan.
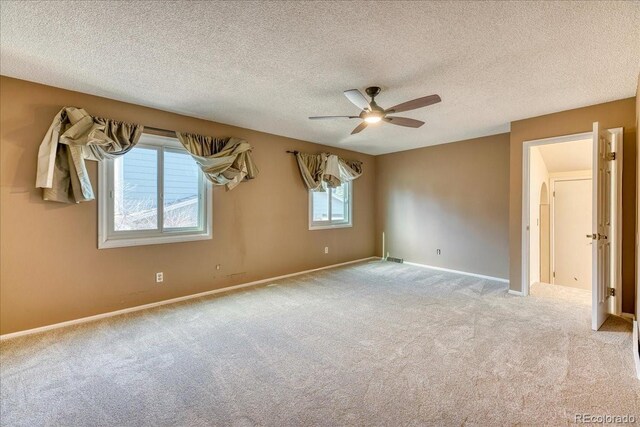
[309,86,441,134]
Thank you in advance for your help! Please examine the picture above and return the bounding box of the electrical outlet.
[156,272,163,283]
[436,249,441,255]
[324,246,329,254]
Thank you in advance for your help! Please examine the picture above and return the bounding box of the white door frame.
[609,127,624,316]
[521,131,592,296]
[549,171,593,286]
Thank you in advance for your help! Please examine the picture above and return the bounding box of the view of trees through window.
[113,147,201,231]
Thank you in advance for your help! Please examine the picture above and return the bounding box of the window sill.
[98,231,212,249]
[309,223,353,231]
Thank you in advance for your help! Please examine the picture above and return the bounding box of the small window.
[309,181,352,230]
[98,133,212,248]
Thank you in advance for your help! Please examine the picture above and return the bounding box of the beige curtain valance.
[176,133,258,190]
[294,152,363,191]
[36,107,143,203]
[36,108,259,203]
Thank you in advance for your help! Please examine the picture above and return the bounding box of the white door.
[554,179,592,290]
[591,123,622,330]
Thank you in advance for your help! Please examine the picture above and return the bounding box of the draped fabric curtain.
[295,152,326,190]
[35,108,259,203]
[36,107,143,203]
[176,132,258,190]
[294,152,363,191]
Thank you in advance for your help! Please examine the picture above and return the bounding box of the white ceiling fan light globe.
[364,116,382,124]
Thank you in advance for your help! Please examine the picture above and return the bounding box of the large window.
[98,133,211,248]
[309,181,352,229]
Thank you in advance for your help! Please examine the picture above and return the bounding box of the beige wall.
[509,98,637,313]
[1,75,636,334]
[0,77,377,334]
[375,133,510,280]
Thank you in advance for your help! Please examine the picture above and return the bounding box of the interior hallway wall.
[375,133,510,280]
[552,177,593,290]
[509,98,637,314]
[0,77,377,334]
[529,147,550,285]
[540,198,550,283]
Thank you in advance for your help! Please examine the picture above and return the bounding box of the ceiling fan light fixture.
[364,115,382,124]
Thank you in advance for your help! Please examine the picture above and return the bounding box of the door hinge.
[552,191,555,198]
[607,287,615,297]
[553,271,555,278]
[606,152,616,161]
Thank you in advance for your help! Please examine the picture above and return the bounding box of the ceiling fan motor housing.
[363,87,385,116]
[365,86,382,99]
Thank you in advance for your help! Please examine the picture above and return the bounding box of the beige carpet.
[1,261,638,426]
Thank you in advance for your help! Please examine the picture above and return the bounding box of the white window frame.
[98,133,212,249]
[308,181,353,230]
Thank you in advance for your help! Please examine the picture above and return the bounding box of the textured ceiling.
[537,139,592,173]
[1,1,638,155]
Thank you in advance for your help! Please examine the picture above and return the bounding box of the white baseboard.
[633,320,640,380]
[0,256,379,341]
[621,312,636,321]
[507,289,525,296]
[403,261,509,284]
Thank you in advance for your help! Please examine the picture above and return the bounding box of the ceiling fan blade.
[351,121,368,134]
[344,89,371,111]
[383,116,425,128]
[386,94,441,114]
[309,115,359,120]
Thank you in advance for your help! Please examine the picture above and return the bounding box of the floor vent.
[386,257,404,263]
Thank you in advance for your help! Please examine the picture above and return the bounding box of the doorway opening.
[529,137,593,290]
[521,124,623,330]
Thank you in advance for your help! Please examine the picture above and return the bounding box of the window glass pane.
[164,150,200,229]
[312,185,330,222]
[331,182,349,222]
[114,147,158,231]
